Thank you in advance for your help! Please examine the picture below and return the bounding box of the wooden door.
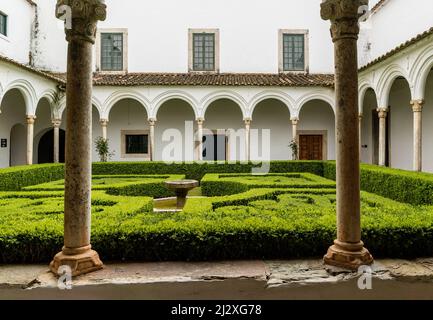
[299,135,323,160]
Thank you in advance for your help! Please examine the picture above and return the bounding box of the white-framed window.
[279,29,309,73]
[121,130,149,159]
[188,29,220,73]
[0,12,8,37]
[96,28,128,73]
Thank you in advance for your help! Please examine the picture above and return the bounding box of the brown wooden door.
[299,135,323,160]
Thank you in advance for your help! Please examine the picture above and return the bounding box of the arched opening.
[423,67,433,172]
[388,77,412,170]
[37,128,66,163]
[361,88,380,164]
[251,99,291,160]
[107,99,149,161]
[34,97,53,164]
[204,98,244,161]
[0,89,27,167]
[298,99,335,160]
[155,99,196,161]
[9,124,26,166]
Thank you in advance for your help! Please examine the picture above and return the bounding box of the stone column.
[26,115,36,165]
[100,119,108,140]
[50,0,106,277]
[52,119,62,163]
[377,108,388,167]
[411,100,424,172]
[358,113,363,162]
[321,0,373,269]
[149,118,156,161]
[196,118,204,161]
[244,118,252,161]
[291,117,299,160]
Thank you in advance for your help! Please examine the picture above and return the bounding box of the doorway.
[202,133,227,161]
[299,134,323,160]
[38,129,66,163]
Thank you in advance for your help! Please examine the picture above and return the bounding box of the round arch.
[248,90,295,119]
[411,44,433,100]
[296,92,335,117]
[200,91,248,119]
[376,64,412,107]
[151,91,198,119]
[103,91,150,120]
[358,81,378,114]
[2,79,37,115]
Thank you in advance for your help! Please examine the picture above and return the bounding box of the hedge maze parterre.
[2,161,433,263]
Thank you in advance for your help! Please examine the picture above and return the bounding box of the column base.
[50,245,103,277]
[323,240,373,270]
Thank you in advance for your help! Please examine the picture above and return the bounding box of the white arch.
[2,79,37,115]
[296,92,335,118]
[411,44,433,100]
[35,88,57,117]
[102,90,150,120]
[58,96,103,120]
[376,64,412,107]
[151,90,198,119]
[200,90,248,119]
[358,81,378,114]
[248,90,295,119]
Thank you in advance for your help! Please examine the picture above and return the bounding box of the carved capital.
[410,100,424,113]
[377,108,388,119]
[244,118,252,126]
[148,118,157,126]
[358,113,363,120]
[291,119,299,126]
[56,0,107,43]
[321,0,368,41]
[52,119,62,128]
[100,119,109,126]
[26,115,37,125]
[196,118,205,126]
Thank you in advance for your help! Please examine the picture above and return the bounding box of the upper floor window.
[279,30,309,73]
[0,12,7,37]
[96,29,128,73]
[189,29,220,73]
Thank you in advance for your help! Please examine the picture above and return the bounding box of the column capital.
[291,118,299,125]
[100,118,109,126]
[148,118,157,126]
[377,108,388,118]
[56,0,107,44]
[196,117,205,125]
[26,115,36,124]
[52,119,62,128]
[410,100,424,112]
[244,118,252,125]
[358,113,363,119]
[320,0,368,41]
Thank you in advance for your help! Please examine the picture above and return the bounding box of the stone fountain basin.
[164,180,199,209]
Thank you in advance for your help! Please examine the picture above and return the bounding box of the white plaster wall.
[298,100,335,160]
[0,0,34,64]
[422,70,433,173]
[389,78,412,170]
[0,89,27,167]
[251,99,292,161]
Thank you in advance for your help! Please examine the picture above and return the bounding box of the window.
[0,12,7,37]
[96,29,128,73]
[189,29,220,72]
[101,33,123,71]
[125,134,148,154]
[279,30,309,73]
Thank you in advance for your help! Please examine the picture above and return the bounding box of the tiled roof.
[0,55,66,84]
[359,27,433,72]
[91,72,335,87]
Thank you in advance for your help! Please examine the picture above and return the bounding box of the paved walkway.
[2,259,433,299]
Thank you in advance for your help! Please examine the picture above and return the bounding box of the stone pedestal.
[100,119,108,140]
[52,119,61,163]
[244,118,251,161]
[50,0,106,277]
[321,0,373,270]
[149,118,156,161]
[411,100,424,172]
[26,115,36,165]
[377,108,388,166]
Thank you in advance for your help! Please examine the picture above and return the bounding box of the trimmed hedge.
[201,173,335,196]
